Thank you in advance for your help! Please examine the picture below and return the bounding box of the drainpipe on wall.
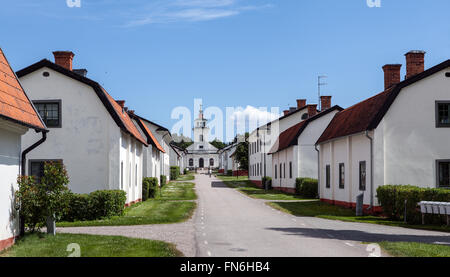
[365,130,374,212]
[19,131,48,237]
[315,144,320,200]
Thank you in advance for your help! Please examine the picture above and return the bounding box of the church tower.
[193,104,209,143]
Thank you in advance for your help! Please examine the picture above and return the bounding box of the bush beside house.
[143,177,159,199]
[295,178,319,198]
[261,176,273,190]
[170,166,180,180]
[160,175,167,187]
[377,185,450,224]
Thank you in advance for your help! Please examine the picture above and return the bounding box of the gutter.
[20,130,48,237]
[365,130,374,211]
[315,144,320,199]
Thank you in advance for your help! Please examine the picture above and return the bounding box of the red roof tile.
[316,88,392,144]
[137,118,165,153]
[101,88,148,146]
[0,48,45,130]
[269,121,307,154]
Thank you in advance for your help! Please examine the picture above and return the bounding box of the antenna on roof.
[318,75,328,111]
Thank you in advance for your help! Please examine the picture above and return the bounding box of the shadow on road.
[211,181,229,188]
[266,227,450,244]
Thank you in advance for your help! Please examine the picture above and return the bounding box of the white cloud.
[229,105,280,132]
[124,0,272,27]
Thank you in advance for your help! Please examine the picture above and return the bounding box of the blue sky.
[1,0,449,142]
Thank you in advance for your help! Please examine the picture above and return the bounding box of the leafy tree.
[233,133,249,171]
[210,139,226,150]
[172,139,193,150]
[16,162,70,232]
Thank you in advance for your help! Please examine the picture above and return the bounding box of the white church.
[185,105,219,169]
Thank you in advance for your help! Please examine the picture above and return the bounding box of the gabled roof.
[16,59,147,145]
[317,59,450,145]
[269,105,343,154]
[0,48,46,131]
[251,105,312,135]
[131,114,166,153]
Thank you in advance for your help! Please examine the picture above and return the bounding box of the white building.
[249,97,333,187]
[0,48,47,251]
[129,112,165,180]
[316,51,450,213]
[269,106,343,193]
[218,143,238,174]
[131,114,172,182]
[185,105,219,169]
[17,51,148,205]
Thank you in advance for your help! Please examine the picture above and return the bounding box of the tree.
[233,133,249,171]
[172,139,193,150]
[210,139,226,150]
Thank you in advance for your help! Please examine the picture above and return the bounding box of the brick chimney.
[307,105,318,117]
[320,96,332,111]
[283,110,290,116]
[405,50,426,79]
[116,100,125,108]
[296,99,307,109]
[53,51,75,71]
[382,64,402,90]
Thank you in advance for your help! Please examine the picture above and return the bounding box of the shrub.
[142,178,150,201]
[183,168,188,175]
[160,175,167,187]
[377,185,450,224]
[62,193,91,221]
[170,166,180,180]
[261,176,273,190]
[89,190,127,219]
[295,178,318,198]
[227,170,233,176]
[16,162,70,232]
[144,177,159,199]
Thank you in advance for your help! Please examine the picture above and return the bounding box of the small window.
[283,163,286,179]
[437,160,450,188]
[275,165,277,179]
[289,162,292,179]
[210,158,214,166]
[436,101,450,127]
[325,165,331,189]
[301,113,308,120]
[30,160,62,184]
[339,163,345,189]
[200,135,204,142]
[189,159,194,167]
[279,163,282,179]
[33,100,61,128]
[199,145,204,149]
[359,161,366,191]
[121,162,124,189]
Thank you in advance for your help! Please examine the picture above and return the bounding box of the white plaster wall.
[271,148,295,189]
[0,122,27,243]
[381,68,450,188]
[119,132,143,203]
[20,67,118,194]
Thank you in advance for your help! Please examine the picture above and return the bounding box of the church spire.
[199,104,203,120]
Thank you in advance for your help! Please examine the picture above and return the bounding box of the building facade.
[0,48,47,251]
[316,51,450,212]
[185,106,219,169]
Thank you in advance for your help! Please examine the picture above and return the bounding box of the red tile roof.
[270,106,344,154]
[101,88,148,145]
[316,88,392,144]
[0,48,45,130]
[137,117,165,153]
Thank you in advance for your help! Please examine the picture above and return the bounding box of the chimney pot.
[283,110,290,116]
[73,68,88,77]
[405,50,426,79]
[307,105,318,117]
[53,51,75,71]
[382,64,402,90]
[296,99,307,109]
[116,100,125,108]
[320,96,332,111]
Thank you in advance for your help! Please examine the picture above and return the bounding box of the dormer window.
[33,100,61,128]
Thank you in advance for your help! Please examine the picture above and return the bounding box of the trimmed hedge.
[377,185,450,224]
[62,190,126,222]
[160,175,167,187]
[295,178,318,198]
[170,166,180,180]
[183,168,188,175]
[144,177,159,199]
[261,176,273,190]
[142,179,150,201]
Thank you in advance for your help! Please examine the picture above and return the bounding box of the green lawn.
[0,233,182,257]
[378,241,450,257]
[57,182,197,227]
[176,174,195,181]
[156,182,197,200]
[217,175,313,201]
[268,201,450,233]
